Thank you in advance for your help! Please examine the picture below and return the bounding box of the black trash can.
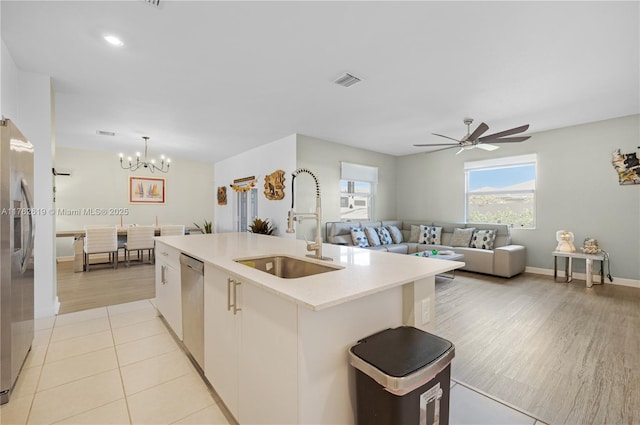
[349,326,455,425]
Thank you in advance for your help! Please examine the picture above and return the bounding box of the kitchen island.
[155,232,463,425]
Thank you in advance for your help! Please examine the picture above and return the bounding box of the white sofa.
[326,220,526,278]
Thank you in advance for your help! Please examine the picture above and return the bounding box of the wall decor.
[230,176,256,192]
[217,186,227,205]
[129,176,165,203]
[612,149,640,185]
[264,169,285,200]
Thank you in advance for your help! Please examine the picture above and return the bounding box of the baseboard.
[525,266,640,288]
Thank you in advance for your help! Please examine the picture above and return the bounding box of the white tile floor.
[1,299,548,425]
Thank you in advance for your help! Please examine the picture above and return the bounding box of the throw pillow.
[409,225,421,243]
[386,225,403,244]
[470,229,496,250]
[418,225,442,245]
[450,228,476,247]
[364,227,381,246]
[350,228,369,248]
[376,227,393,245]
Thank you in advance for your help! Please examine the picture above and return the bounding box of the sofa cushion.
[418,225,442,245]
[386,244,409,254]
[386,225,403,244]
[409,225,421,243]
[376,227,393,245]
[470,229,496,250]
[450,227,475,247]
[454,247,494,275]
[364,227,381,246]
[350,228,369,248]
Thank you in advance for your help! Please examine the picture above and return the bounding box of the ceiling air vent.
[96,130,115,137]
[334,73,361,88]
[142,0,161,7]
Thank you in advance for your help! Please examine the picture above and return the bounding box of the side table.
[552,251,605,288]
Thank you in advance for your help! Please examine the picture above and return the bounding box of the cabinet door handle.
[233,280,242,315]
[161,265,167,284]
[160,251,169,257]
[227,277,233,311]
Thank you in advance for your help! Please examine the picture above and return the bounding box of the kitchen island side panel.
[297,285,404,424]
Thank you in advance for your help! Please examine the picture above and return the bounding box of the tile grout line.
[107,305,135,425]
[24,315,57,425]
[451,378,548,424]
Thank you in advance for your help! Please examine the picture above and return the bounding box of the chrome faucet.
[286,168,332,261]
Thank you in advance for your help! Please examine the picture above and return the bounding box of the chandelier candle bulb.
[119,136,171,173]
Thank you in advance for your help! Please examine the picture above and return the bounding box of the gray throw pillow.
[364,227,381,246]
[450,228,476,247]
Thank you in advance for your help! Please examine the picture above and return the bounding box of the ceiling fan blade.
[479,124,529,141]
[487,136,531,144]
[467,122,489,141]
[414,142,462,147]
[432,133,462,143]
[476,143,500,151]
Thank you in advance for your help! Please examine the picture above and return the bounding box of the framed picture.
[129,176,165,204]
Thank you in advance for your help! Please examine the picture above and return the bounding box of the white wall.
[54,146,215,257]
[2,40,58,317]
[396,115,640,281]
[295,135,398,240]
[214,134,297,235]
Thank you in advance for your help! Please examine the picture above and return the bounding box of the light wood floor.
[436,271,640,425]
[56,259,155,314]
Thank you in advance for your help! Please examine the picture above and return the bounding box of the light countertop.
[156,232,464,311]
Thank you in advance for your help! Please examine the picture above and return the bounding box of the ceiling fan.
[414,118,530,155]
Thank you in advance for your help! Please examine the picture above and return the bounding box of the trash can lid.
[349,326,454,394]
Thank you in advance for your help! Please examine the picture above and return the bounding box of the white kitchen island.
[155,232,463,425]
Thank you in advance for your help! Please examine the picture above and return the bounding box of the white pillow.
[470,229,496,250]
[350,228,369,248]
[386,225,403,244]
[418,225,442,245]
[376,227,393,245]
[364,227,381,246]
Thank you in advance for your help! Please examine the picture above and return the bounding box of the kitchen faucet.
[286,168,332,261]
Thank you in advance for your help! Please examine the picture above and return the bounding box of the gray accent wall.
[295,134,398,239]
[396,115,640,280]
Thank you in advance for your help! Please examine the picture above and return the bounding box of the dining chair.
[160,225,185,236]
[83,226,118,271]
[124,225,156,266]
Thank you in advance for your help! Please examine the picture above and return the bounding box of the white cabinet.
[204,264,297,424]
[155,242,182,339]
[204,265,240,417]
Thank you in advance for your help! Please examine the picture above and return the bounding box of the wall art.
[612,149,640,185]
[217,186,227,205]
[129,176,165,203]
[264,169,286,200]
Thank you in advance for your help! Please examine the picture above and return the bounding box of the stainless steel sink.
[234,255,342,279]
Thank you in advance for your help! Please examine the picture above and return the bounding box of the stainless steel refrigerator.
[0,119,35,405]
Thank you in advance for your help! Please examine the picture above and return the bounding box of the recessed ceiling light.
[103,35,124,47]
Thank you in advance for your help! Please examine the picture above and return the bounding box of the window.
[340,180,372,221]
[465,154,536,228]
[339,162,377,221]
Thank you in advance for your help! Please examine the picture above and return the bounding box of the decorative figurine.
[582,238,600,254]
[555,230,576,252]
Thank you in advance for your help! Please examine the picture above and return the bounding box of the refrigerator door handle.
[20,178,35,274]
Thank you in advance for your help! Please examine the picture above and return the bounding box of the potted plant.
[248,218,275,235]
[194,219,213,234]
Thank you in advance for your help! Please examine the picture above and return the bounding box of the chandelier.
[119,136,170,173]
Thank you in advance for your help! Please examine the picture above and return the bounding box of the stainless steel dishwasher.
[180,253,204,371]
